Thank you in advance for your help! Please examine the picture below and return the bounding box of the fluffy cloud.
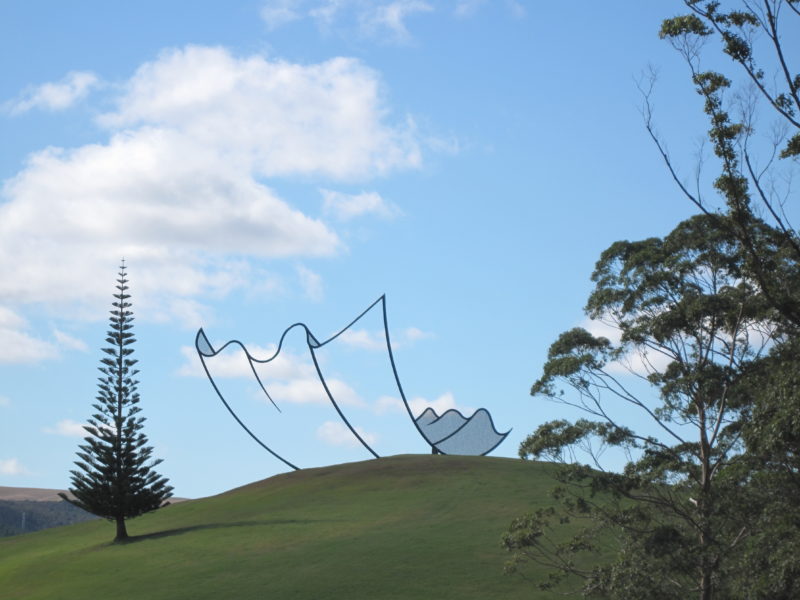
[338,328,387,351]
[6,71,99,114]
[0,458,28,475]
[261,0,433,42]
[321,189,401,221]
[269,377,362,406]
[0,129,337,311]
[260,0,302,29]
[43,419,89,437]
[53,330,88,352]
[403,326,433,342]
[408,391,470,417]
[179,343,313,380]
[1,46,420,336]
[316,420,377,447]
[0,307,57,364]
[454,0,486,17]
[260,1,522,39]
[359,1,433,41]
[296,265,324,302]
[454,0,525,19]
[378,391,470,417]
[338,326,432,350]
[374,395,405,414]
[178,342,362,406]
[100,47,419,178]
[580,318,673,376]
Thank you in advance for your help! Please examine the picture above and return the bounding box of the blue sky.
[0,1,735,498]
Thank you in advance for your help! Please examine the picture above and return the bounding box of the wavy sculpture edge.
[195,295,510,469]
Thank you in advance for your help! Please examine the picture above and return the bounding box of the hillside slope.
[0,455,568,599]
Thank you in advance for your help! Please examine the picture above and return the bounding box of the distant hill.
[0,486,75,502]
[0,455,577,600]
[0,499,97,537]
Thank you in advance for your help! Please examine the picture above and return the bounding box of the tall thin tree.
[60,261,172,542]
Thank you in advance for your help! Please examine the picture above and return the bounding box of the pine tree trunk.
[114,516,128,542]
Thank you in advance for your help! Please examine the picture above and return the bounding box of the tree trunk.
[698,401,713,600]
[114,516,128,543]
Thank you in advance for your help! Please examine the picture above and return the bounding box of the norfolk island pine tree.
[60,261,172,542]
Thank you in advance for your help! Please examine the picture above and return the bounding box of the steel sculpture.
[195,295,509,469]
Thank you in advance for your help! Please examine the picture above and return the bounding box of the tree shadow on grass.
[118,518,332,544]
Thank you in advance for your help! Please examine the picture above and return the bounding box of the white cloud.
[0,306,26,330]
[327,379,363,406]
[321,189,401,221]
[316,420,377,447]
[269,377,363,406]
[424,133,461,155]
[338,326,431,350]
[581,318,622,345]
[403,326,432,342]
[44,419,89,437]
[0,131,338,312]
[1,46,425,337]
[375,395,405,414]
[453,1,524,19]
[179,342,363,405]
[53,330,88,352]
[262,1,435,42]
[159,298,214,331]
[339,328,387,351]
[178,343,313,379]
[454,0,486,17]
[359,1,434,42]
[0,395,10,407]
[307,0,347,26]
[100,46,420,179]
[608,347,674,377]
[392,391,494,420]
[261,0,303,29]
[297,265,324,302]
[0,306,57,364]
[260,1,519,39]
[356,392,470,419]
[580,318,672,376]
[408,391,471,417]
[6,71,99,114]
[0,458,28,475]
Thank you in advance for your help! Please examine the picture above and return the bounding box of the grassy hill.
[0,455,572,599]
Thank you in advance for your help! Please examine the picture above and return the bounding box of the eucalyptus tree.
[503,214,793,599]
[649,6,800,593]
[649,0,800,327]
[60,262,172,543]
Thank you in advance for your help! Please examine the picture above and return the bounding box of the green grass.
[0,455,569,599]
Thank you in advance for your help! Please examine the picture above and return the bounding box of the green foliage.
[516,3,799,595]
[659,14,712,38]
[722,339,800,598]
[507,214,797,598]
[656,1,800,328]
[61,263,172,542]
[652,8,800,592]
[781,131,800,159]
